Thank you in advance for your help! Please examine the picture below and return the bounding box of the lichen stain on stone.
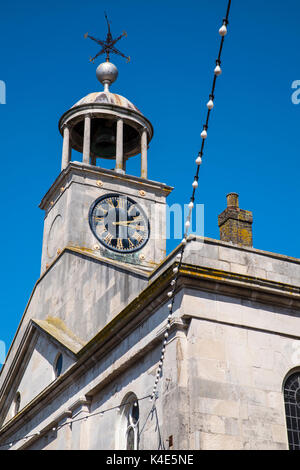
[45,316,85,346]
[238,228,252,246]
[73,245,94,254]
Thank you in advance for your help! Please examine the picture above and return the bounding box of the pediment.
[0,318,84,427]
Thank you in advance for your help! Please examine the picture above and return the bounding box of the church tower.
[40,39,172,276]
[0,21,174,433]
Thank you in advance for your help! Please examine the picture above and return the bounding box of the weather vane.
[84,13,130,64]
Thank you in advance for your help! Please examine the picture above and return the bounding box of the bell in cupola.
[91,118,117,159]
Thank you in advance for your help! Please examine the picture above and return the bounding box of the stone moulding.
[39,161,173,213]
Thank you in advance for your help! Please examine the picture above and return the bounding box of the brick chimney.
[218,193,253,247]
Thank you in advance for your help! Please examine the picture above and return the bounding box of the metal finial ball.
[96,62,118,88]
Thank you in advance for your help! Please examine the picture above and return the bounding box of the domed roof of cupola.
[72,91,142,115]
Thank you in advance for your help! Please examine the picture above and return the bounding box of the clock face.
[89,193,150,253]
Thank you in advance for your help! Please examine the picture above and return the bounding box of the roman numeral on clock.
[97,224,107,236]
[127,239,135,249]
[116,198,127,210]
[133,232,143,244]
[116,238,124,250]
[104,233,113,245]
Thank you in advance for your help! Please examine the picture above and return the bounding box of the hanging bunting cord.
[149,0,232,402]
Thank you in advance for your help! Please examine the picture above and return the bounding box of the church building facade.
[0,39,300,451]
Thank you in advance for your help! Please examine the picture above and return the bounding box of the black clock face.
[89,193,150,253]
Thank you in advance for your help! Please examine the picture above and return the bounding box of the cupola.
[58,18,153,179]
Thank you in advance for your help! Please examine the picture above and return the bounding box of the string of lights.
[0,0,232,450]
[149,0,232,402]
[0,395,151,449]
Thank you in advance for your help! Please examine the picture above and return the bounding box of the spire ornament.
[84,13,130,91]
[84,13,130,64]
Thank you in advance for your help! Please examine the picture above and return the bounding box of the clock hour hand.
[112,220,137,226]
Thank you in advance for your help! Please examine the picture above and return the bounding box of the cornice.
[39,162,173,211]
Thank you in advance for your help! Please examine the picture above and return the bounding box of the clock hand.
[112,220,138,226]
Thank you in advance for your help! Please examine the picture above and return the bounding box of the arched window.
[284,372,300,450]
[117,394,139,450]
[126,401,139,450]
[54,353,63,378]
[14,392,21,415]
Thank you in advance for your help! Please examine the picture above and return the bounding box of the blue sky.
[1,0,300,359]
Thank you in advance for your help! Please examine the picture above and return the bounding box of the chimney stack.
[218,193,253,247]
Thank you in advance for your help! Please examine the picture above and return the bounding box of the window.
[54,353,63,378]
[126,401,139,450]
[284,372,300,450]
[14,392,21,415]
[117,394,139,450]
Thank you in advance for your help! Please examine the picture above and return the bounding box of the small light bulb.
[173,267,178,273]
[164,332,169,339]
[188,202,194,209]
[167,291,173,298]
[201,129,208,139]
[219,24,227,36]
[168,303,172,310]
[192,181,198,189]
[182,238,187,245]
[207,99,214,110]
[185,220,190,228]
[214,65,222,76]
[176,254,181,262]
[196,156,202,165]
[168,314,172,321]
[171,279,176,286]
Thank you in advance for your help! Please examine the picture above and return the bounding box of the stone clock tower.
[40,59,173,274]
[2,19,300,452]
